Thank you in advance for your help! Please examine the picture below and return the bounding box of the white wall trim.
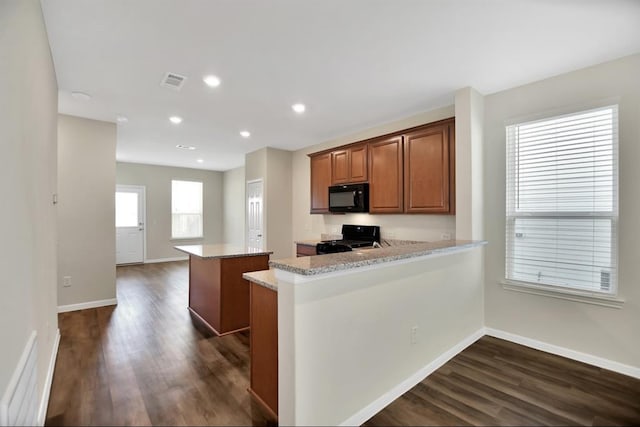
[143,256,188,264]
[57,298,117,313]
[485,327,640,379]
[339,328,485,426]
[1,331,38,426]
[37,329,60,426]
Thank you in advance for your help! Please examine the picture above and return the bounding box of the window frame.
[503,103,620,302]
[171,179,204,240]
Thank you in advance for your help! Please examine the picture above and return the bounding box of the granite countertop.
[294,239,322,247]
[243,269,278,291]
[270,240,487,276]
[175,244,273,259]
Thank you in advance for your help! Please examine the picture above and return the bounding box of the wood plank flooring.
[45,261,274,426]
[365,336,640,426]
[46,261,640,426]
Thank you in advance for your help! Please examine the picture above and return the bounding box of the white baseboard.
[339,328,485,426]
[37,329,60,426]
[57,298,117,313]
[143,256,188,264]
[485,327,640,380]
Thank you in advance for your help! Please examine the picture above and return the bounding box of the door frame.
[246,178,264,249]
[116,184,147,264]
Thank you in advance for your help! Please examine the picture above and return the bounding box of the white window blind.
[171,180,203,239]
[505,105,618,294]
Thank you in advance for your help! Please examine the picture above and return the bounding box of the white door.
[116,185,145,264]
[246,179,264,249]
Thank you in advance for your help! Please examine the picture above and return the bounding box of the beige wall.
[58,115,116,307]
[223,167,246,246]
[278,248,485,425]
[0,0,59,420]
[266,148,293,259]
[291,106,457,244]
[245,147,294,259]
[116,162,224,260]
[484,54,640,368]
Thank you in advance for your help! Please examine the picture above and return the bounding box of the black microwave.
[328,183,369,213]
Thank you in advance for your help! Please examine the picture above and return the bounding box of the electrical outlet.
[410,326,418,344]
[441,232,451,240]
[63,276,71,287]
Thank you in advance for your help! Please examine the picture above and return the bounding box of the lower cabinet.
[249,282,278,419]
[296,243,317,257]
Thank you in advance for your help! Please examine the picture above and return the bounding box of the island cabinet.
[175,244,272,336]
[403,120,455,213]
[331,143,368,184]
[309,152,331,213]
[368,135,404,213]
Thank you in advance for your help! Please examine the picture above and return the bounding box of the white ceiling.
[41,0,640,171]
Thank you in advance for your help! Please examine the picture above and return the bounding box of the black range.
[316,224,380,255]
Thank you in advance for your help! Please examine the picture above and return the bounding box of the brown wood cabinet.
[249,282,278,420]
[368,135,404,213]
[187,254,270,336]
[308,117,455,215]
[309,152,331,213]
[403,121,454,213]
[296,243,317,257]
[331,143,368,184]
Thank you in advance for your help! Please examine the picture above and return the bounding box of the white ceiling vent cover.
[160,72,187,90]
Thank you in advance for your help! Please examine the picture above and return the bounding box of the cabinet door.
[310,153,331,214]
[403,123,451,213]
[349,144,368,182]
[368,136,403,213]
[331,149,350,184]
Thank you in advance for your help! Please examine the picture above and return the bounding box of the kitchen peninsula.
[260,239,487,426]
[175,244,272,336]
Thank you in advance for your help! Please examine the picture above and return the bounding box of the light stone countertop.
[294,239,322,247]
[243,269,278,291]
[174,244,273,259]
[270,240,487,276]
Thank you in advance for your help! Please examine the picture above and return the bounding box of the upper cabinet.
[368,136,404,213]
[309,152,331,214]
[309,117,455,215]
[331,143,368,184]
[403,121,454,213]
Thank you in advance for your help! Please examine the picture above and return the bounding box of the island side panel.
[188,255,222,333]
[220,254,270,333]
[249,281,278,419]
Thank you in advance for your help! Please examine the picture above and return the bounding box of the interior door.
[116,185,145,264]
[246,179,264,250]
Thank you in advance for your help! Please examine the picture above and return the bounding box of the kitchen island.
[175,244,272,336]
[266,239,487,426]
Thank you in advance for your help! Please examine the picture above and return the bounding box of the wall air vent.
[160,72,187,90]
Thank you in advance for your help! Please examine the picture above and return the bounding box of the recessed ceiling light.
[176,144,196,150]
[240,130,251,138]
[292,103,306,114]
[169,116,183,124]
[116,115,128,123]
[196,159,204,163]
[71,91,91,101]
[203,75,221,87]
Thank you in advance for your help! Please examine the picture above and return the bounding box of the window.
[505,105,618,295]
[171,180,203,239]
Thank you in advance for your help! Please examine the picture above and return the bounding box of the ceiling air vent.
[160,72,187,90]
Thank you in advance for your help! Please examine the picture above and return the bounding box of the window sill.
[500,279,625,309]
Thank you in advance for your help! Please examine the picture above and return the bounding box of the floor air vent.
[160,72,187,90]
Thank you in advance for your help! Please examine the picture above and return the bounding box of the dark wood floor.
[46,261,640,426]
[45,261,273,426]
